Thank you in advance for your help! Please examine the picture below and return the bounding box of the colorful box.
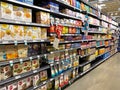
[23,8,32,22]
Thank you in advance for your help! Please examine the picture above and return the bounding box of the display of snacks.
[33,74,40,87]
[40,70,48,81]
[32,59,40,70]
[13,63,23,76]
[23,8,32,22]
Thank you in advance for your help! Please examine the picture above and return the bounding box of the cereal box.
[18,44,28,58]
[0,67,4,81]
[0,2,13,20]
[32,27,39,40]
[26,76,32,88]
[22,61,31,73]
[23,8,32,22]
[13,25,24,40]
[41,28,47,40]
[32,59,40,70]
[2,65,12,80]
[1,24,14,40]
[7,82,18,90]
[33,74,40,87]
[40,70,48,81]
[18,79,27,90]
[0,45,6,61]
[13,6,23,21]
[24,26,32,40]
[13,63,23,76]
[5,45,18,60]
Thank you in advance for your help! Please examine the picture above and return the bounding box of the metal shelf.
[0,65,50,85]
[96,45,105,48]
[4,0,50,12]
[79,52,95,58]
[0,19,50,27]
[0,40,50,45]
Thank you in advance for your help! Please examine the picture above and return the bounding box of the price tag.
[43,81,46,84]
[41,40,44,42]
[50,64,54,66]
[37,55,40,59]
[50,78,53,81]
[69,81,71,84]
[19,59,23,64]
[26,22,30,24]
[50,52,53,54]
[16,21,21,24]
[9,61,13,67]
[24,40,27,45]
[53,38,59,49]
[30,57,33,61]
[56,62,59,64]
[14,40,18,45]
[44,54,47,58]
[33,40,37,42]
[33,70,38,73]
[15,75,21,79]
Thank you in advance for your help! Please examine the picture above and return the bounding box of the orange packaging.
[5,45,18,60]
[81,3,85,11]
[23,8,32,22]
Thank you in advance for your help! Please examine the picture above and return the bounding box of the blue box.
[17,0,33,5]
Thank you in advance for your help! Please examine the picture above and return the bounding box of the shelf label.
[50,78,53,81]
[19,59,23,64]
[14,40,18,46]
[2,41,9,44]
[24,40,27,45]
[43,81,46,84]
[41,40,44,42]
[30,57,33,61]
[9,61,13,67]
[15,75,21,79]
[33,70,38,73]
[33,40,37,42]
[37,55,40,59]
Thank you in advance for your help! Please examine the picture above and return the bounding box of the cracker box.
[24,26,32,40]
[0,87,7,90]
[23,8,32,22]
[18,79,27,90]
[13,6,23,21]
[1,24,14,40]
[36,11,50,25]
[32,59,40,70]
[18,44,28,58]
[26,76,32,88]
[41,85,47,90]
[41,28,47,40]
[0,2,13,20]
[0,67,4,81]
[33,74,40,87]
[7,82,18,90]
[22,61,31,73]
[0,45,6,61]
[5,45,18,60]
[2,65,12,80]
[13,25,24,40]
[13,63,23,76]
[32,27,39,40]
[40,70,48,81]
[55,78,59,90]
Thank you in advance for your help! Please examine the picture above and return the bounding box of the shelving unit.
[0,0,119,90]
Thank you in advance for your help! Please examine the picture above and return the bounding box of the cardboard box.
[0,45,6,61]
[22,61,31,73]
[36,11,50,25]
[40,70,48,81]
[18,44,28,58]
[7,82,18,90]
[26,76,32,88]
[23,8,32,22]
[32,27,39,40]
[1,24,14,40]
[13,25,24,40]
[32,59,40,70]
[18,79,27,90]
[0,2,13,20]
[24,26,32,40]
[13,6,23,21]
[33,74,40,87]
[5,45,18,60]
[13,63,23,76]
[41,28,47,40]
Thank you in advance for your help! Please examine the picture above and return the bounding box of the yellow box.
[24,26,32,40]
[41,28,47,40]
[13,5,23,21]
[32,27,40,40]
[0,2,13,20]
[13,25,24,40]
[1,24,14,40]
[23,8,32,22]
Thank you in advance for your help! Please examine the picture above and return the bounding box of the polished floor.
[65,53,120,90]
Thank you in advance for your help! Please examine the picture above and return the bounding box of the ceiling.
[89,0,120,23]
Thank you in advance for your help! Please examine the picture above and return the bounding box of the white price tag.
[43,81,46,84]
[24,40,27,45]
[14,40,18,45]
[30,57,33,60]
[53,38,59,49]
[50,78,53,81]
[15,75,21,79]
[19,59,23,64]
[41,40,44,42]
[2,41,9,44]
[33,40,37,42]
[37,55,40,59]
[33,70,38,73]
[50,52,54,54]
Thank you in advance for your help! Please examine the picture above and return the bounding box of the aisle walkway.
[65,53,120,90]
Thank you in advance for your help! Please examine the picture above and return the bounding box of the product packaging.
[23,8,32,22]
[22,61,31,73]
[32,59,40,70]
[7,82,18,90]
[13,63,23,76]
[40,70,48,81]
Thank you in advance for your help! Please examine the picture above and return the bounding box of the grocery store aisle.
[65,53,120,90]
